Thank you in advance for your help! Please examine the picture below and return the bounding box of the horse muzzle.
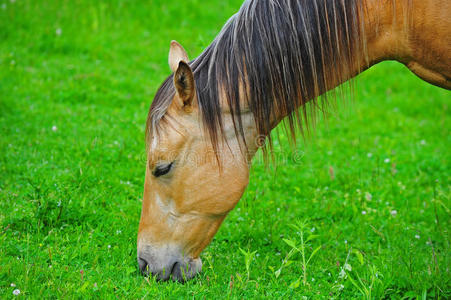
[137,243,202,282]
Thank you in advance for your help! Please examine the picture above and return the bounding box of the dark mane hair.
[148,0,367,153]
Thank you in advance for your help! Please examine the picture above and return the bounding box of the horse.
[137,0,451,282]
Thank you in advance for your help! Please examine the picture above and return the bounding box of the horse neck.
[237,0,412,159]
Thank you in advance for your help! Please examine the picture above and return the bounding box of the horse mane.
[148,0,368,154]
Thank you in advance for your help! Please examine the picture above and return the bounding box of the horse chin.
[137,243,202,282]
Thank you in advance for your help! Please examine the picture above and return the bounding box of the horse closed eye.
[152,162,174,177]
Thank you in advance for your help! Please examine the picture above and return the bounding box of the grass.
[0,0,450,298]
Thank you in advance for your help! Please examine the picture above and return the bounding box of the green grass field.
[1,0,450,298]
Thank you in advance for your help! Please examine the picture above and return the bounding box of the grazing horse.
[137,0,451,282]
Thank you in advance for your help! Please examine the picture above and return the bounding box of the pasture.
[0,0,450,298]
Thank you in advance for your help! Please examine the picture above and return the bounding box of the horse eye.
[152,162,174,177]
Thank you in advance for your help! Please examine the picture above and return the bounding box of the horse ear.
[169,40,189,73]
[173,61,195,108]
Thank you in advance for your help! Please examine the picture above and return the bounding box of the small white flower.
[338,284,345,291]
[361,210,367,215]
[276,208,280,212]
[10,283,16,287]
[311,277,315,281]
[310,227,315,233]
[365,192,372,201]
[52,125,58,132]
[390,210,397,217]
[108,245,111,249]
[415,234,420,239]
[338,268,347,279]
[384,158,390,163]
[344,263,352,271]
[344,240,348,244]
[56,28,62,36]
[328,272,331,276]
[116,230,122,235]
[13,289,20,296]
[367,152,373,158]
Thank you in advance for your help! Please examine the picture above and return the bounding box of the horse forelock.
[147,0,370,154]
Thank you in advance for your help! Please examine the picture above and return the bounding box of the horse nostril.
[170,261,179,274]
[170,261,185,282]
[138,257,148,274]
